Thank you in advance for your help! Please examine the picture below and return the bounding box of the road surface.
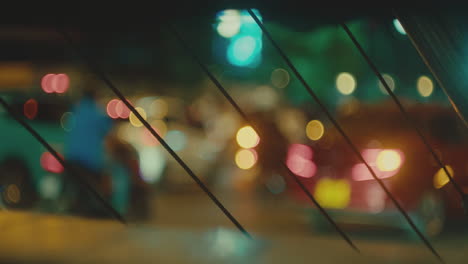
[0,188,467,263]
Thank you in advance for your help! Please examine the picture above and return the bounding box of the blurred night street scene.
[1,3,468,263]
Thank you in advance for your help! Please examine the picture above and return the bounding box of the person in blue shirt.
[61,86,114,218]
[65,88,113,172]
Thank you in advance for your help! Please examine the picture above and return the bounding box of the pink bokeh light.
[54,74,70,93]
[41,74,55,93]
[286,144,317,178]
[106,99,120,119]
[116,100,131,119]
[40,152,64,174]
[352,148,404,181]
[41,73,70,94]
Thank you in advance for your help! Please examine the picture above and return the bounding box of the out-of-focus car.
[0,93,151,220]
[289,100,468,236]
[0,93,67,209]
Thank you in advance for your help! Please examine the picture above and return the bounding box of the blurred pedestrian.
[61,84,114,218]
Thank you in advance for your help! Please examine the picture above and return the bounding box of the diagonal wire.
[392,9,468,131]
[57,28,252,239]
[0,97,126,224]
[247,9,443,262]
[341,23,465,201]
[168,23,360,253]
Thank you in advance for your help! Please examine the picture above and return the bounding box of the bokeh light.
[150,99,169,119]
[286,144,316,178]
[378,74,396,94]
[271,68,290,88]
[265,174,286,194]
[227,36,259,67]
[306,120,325,141]
[60,112,75,132]
[116,100,131,119]
[393,19,406,35]
[336,72,356,95]
[288,143,313,160]
[314,178,350,209]
[434,165,454,189]
[129,107,147,127]
[376,150,402,172]
[235,148,257,170]
[208,227,249,258]
[286,157,316,178]
[40,152,64,174]
[39,175,61,199]
[41,74,54,93]
[216,9,242,38]
[224,9,262,67]
[236,126,260,148]
[106,99,120,119]
[166,130,187,151]
[53,73,70,93]
[5,184,20,204]
[41,73,69,93]
[140,147,166,183]
[352,149,404,181]
[23,98,38,120]
[352,164,373,181]
[417,76,434,97]
[362,148,381,163]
